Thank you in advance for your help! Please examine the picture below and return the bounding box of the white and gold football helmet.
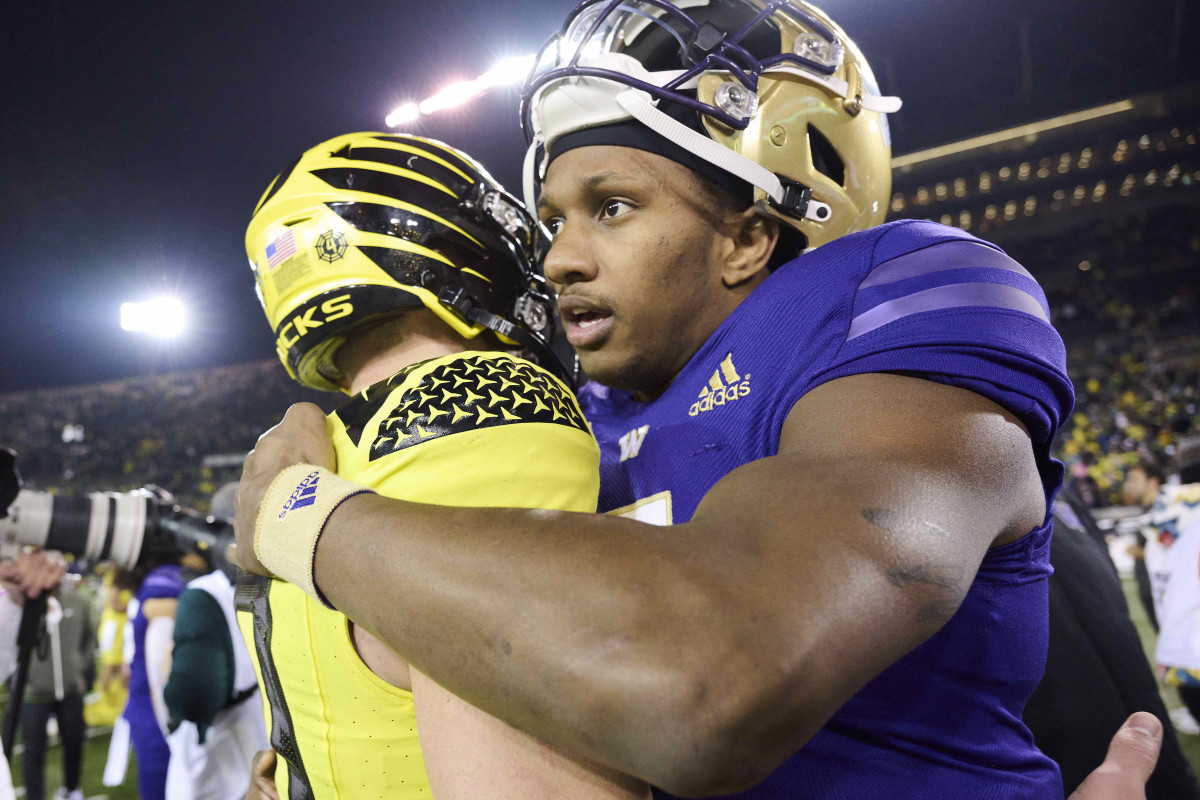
[520,0,901,250]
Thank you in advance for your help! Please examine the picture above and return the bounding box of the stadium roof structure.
[892,83,1200,173]
[887,82,1200,243]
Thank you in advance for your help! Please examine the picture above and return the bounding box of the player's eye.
[599,199,633,221]
[543,217,564,237]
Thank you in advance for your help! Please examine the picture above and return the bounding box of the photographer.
[0,450,239,799]
[20,575,94,800]
[0,550,68,800]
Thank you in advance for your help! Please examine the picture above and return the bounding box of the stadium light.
[419,79,485,115]
[478,55,537,88]
[120,296,187,338]
[385,103,421,128]
[387,54,535,128]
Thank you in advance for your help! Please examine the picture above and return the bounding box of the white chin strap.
[614,89,788,205]
[521,52,892,223]
[524,87,834,225]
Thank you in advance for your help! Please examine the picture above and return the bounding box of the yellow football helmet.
[247,133,562,391]
[520,0,901,250]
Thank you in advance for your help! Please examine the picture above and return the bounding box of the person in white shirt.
[1142,444,1200,722]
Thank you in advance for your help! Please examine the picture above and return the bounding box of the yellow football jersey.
[236,352,599,799]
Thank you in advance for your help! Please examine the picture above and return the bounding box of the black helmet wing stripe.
[327,202,487,271]
[332,145,475,198]
[368,135,485,177]
[312,166,465,206]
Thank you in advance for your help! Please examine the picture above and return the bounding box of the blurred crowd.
[0,362,330,511]
[1008,208,1200,508]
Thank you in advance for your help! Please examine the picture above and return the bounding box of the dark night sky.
[1,0,1195,393]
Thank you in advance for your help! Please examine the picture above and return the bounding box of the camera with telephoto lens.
[0,447,237,579]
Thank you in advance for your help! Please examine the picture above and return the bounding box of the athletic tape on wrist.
[254,464,374,609]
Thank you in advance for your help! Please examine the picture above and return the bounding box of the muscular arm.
[305,373,1043,795]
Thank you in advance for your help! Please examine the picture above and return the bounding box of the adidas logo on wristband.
[278,471,321,520]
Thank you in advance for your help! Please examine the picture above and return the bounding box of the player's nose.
[543,223,598,288]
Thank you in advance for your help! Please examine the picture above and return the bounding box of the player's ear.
[720,207,779,289]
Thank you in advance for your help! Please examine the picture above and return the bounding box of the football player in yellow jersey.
[83,568,132,727]
[237,132,649,800]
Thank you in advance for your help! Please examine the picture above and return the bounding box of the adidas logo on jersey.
[688,353,750,417]
[278,471,320,520]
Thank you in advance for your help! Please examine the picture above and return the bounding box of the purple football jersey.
[125,564,185,722]
[581,220,1073,799]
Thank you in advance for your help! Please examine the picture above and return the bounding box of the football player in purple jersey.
[234,1,1163,797]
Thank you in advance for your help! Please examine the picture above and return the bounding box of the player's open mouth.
[559,299,614,348]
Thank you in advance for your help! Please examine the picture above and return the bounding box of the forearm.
[315,494,738,790]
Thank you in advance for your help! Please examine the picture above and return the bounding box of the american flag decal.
[265,230,297,270]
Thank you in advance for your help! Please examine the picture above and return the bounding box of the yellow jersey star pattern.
[334,353,589,461]
[237,351,599,800]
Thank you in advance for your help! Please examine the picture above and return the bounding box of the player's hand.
[1067,712,1162,800]
[244,749,281,800]
[0,549,67,606]
[233,403,336,576]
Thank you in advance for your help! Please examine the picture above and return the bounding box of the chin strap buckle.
[766,178,832,224]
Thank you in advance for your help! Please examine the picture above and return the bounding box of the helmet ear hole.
[807,124,845,187]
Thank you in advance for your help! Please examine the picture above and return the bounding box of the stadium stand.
[891,84,1200,507]
[0,361,331,511]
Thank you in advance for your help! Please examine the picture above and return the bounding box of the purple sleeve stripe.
[846,283,1052,341]
[859,240,1035,289]
[853,267,1047,319]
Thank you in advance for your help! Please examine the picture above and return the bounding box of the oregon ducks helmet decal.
[520,0,901,250]
[247,133,564,391]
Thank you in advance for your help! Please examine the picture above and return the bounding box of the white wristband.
[254,464,374,608]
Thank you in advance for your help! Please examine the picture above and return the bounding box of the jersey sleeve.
[805,221,1074,453]
[330,352,599,513]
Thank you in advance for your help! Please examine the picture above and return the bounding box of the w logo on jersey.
[618,425,649,462]
[278,471,320,520]
[689,353,751,417]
